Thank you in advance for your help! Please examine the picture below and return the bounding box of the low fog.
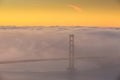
[0,27,120,80]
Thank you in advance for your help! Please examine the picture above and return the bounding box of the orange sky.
[0,0,120,27]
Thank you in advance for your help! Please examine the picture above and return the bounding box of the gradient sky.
[0,0,120,27]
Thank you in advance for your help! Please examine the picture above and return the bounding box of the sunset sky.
[0,0,120,27]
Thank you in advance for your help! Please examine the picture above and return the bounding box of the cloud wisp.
[68,4,82,13]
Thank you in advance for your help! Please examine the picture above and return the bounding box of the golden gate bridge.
[0,34,119,72]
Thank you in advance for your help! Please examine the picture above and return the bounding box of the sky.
[0,0,120,27]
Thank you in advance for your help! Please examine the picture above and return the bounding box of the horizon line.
[0,25,120,28]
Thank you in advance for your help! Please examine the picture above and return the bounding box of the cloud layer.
[0,27,120,80]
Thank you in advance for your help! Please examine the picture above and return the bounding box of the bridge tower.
[68,34,75,72]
